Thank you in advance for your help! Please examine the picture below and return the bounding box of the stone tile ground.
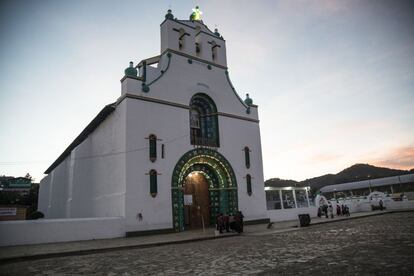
[1,212,413,275]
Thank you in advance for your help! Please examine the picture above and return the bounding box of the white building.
[319,173,414,198]
[265,183,317,222]
[38,8,268,236]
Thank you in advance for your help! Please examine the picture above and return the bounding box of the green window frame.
[189,93,220,147]
[246,174,252,196]
[149,134,157,162]
[150,169,157,197]
[244,146,250,169]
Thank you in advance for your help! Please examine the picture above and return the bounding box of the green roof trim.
[141,52,172,93]
[224,70,249,110]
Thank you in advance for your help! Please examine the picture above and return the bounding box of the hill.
[265,164,413,193]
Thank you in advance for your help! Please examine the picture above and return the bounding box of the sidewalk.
[0,210,407,264]
[244,209,397,236]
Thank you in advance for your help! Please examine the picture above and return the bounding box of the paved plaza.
[1,212,414,275]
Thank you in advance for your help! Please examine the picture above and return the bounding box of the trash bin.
[298,214,311,227]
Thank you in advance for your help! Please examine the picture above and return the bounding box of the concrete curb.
[0,233,238,265]
[244,210,413,236]
[308,209,414,227]
[1,209,412,264]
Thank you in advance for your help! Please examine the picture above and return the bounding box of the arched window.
[189,93,219,147]
[246,174,252,196]
[149,169,157,197]
[149,134,157,162]
[244,146,250,169]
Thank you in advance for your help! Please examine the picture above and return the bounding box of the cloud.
[308,152,343,163]
[369,146,414,170]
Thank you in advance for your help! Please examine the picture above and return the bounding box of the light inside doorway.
[187,171,201,180]
[183,171,210,229]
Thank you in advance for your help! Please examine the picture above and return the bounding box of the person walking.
[223,214,230,232]
[229,214,236,232]
[379,199,384,211]
[345,205,350,216]
[216,213,224,233]
[328,204,334,219]
[323,204,328,218]
[234,211,244,233]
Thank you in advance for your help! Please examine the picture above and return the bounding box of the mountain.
[265,164,413,193]
[265,178,300,188]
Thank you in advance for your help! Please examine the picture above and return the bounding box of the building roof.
[265,179,309,189]
[44,103,116,174]
[160,17,224,41]
[319,173,414,193]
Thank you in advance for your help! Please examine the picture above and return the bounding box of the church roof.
[44,103,116,174]
[178,20,217,36]
[160,17,224,41]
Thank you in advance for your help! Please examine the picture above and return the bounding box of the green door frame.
[171,148,238,232]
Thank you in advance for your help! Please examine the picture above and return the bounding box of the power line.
[0,134,191,165]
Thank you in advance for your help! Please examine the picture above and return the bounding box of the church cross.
[173,28,190,49]
[208,40,221,49]
[208,41,221,60]
[173,28,190,39]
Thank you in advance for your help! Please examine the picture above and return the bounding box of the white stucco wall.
[0,217,125,246]
[334,197,414,213]
[39,102,127,219]
[218,116,267,221]
[267,207,318,222]
[124,99,189,232]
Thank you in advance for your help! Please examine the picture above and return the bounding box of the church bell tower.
[160,8,227,68]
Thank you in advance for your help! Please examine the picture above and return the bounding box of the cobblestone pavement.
[1,212,414,275]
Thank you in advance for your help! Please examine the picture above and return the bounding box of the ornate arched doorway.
[171,148,238,232]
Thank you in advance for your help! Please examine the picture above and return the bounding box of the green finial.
[214,28,221,37]
[244,93,253,105]
[190,6,203,21]
[124,61,138,77]
[165,9,174,20]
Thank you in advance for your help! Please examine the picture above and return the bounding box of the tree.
[25,173,33,181]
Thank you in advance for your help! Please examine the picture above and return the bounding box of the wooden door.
[183,173,210,229]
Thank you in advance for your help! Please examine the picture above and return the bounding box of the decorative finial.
[214,28,221,37]
[244,93,253,105]
[190,6,203,21]
[124,61,138,77]
[165,9,174,20]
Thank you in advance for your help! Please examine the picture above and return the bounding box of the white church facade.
[38,8,268,235]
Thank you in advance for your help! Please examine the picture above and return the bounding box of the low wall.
[335,198,414,213]
[267,207,318,222]
[386,200,414,210]
[0,217,125,246]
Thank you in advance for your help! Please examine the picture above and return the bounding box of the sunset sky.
[1,0,413,182]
